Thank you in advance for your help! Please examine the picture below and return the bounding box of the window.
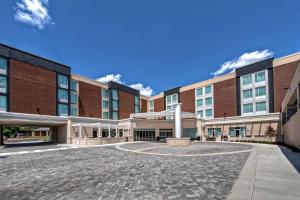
[58,89,68,103]
[0,57,7,75]
[242,74,252,85]
[112,111,118,120]
[70,91,77,104]
[149,100,154,112]
[196,88,203,96]
[197,110,203,118]
[166,96,171,104]
[255,86,266,97]
[102,111,109,119]
[112,100,118,111]
[196,99,203,107]
[58,104,68,116]
[134,96,140,113]
[205,85,212,94]
[0,76,7,93]
[205,109,213,117]
[207,128,221,137]
[256,101,266,112]
[102,88,109,99]
[70,104,77,116]
[243,89,252,99]
[112,89,118,100]
[243,103,253,113]
[58,74,69,89]
[255,71,265,82]
[0,95,7,111]
[70,80,77,91]
[102,99,109,109]
[205,97,212,106]
[166,94,178,110]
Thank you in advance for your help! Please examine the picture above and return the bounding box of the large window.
[0,76,7,93]
[240,70,268,115]
[70,91,77,104]
[70,79,77,91]
[0,95,7,111]
[195,85,213,118]
[58,74,69,89]
[69,79,78,116]
[58,89,68,103]
[58,103,68,116]
[149,100,154,112]
[102,88,109,119]
[70,104,78,116]
[166,94,178,110]
[0,57,7,75]
[134,96,140,113]
[111,89,119,119]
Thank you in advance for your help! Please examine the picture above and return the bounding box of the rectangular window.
[255,71,265,82]
[243,103,253,113]
[196,99,203,107]
[102,111,109,119]
[205,85,212,94]
[172,94,177,103]
[196,88,203,96]
[243,89,252,99]
[58,89,68,103]
[0,95,7,111]
[256,101,266,112]
[102,99,109,110]
[102,88,109,99]
[58,74,69,89]
[135,105,140,113]
[197,110,203,118]
[112,111,118,120]
[242,74,252,85]
[166,96,171,104]
[112,89,118,100]
[135,96,140,105]
[112,100,118,111]
[255,86,266,97]
[205,97,212,106]
[58,103,68,116]
[0,57,7,75]
[70,91,77,104]
[205,109,213,117]
[70,104,77,116]
[0,76,7,93]
[70,80,77,91]
[149,100,154,112]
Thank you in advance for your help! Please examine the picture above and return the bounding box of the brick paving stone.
[0,142,250,200]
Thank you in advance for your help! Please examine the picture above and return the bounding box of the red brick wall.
[213,78,237,118]
[119,91,134,119]
[141,99,147,113]
[10,59,57,115]
[180,89,195,113]
[273,61,299,112]
[78,81,102,118]
[154,97,164,112]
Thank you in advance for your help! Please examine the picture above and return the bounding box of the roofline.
[71,74,108,88]
[273,52,300,67]
[0,43,71,69]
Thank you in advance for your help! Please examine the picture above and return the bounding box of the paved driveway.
[0,142,251,200]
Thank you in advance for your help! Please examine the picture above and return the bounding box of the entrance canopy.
[130,110,196,119]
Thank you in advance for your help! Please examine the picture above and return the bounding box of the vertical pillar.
[175,103,182,139]
[116,125,119,137]
[0,125,3,145]
[79,124,82,138]
[97,123,101,137]
[108,124,111,138]
[66,119,72,144]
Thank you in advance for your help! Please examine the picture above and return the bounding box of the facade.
[0,43,299,148]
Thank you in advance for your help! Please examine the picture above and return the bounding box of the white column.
[108,124,111,138]
[79,124,82,138]
[116,125,119,137]
[175,103,182,139]
[97,123,101,138]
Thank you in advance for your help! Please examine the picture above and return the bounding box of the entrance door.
[236,129,240,137]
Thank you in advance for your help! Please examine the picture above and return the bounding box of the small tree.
[265,125,276,142]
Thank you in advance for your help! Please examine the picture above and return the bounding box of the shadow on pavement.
[279,145,300,173]
[2,141,57,149]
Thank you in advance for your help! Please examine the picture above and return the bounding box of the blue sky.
[0,0,300,96]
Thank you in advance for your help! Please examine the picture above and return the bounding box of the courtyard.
[0,142,299,200]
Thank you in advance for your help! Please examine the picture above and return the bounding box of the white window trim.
[195,85,214,119]
[241,70,269,116]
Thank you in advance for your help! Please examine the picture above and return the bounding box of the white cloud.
[96,74,154,96]
[212,50,274,77]
[15,0,53,30]
[96,74,123,84]
[129,83,153,97]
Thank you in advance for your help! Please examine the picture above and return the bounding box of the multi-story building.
[0,43,299,149]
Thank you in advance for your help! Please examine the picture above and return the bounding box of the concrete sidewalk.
[228,144,300,200]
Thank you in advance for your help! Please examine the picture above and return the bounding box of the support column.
[97,123,101,138]
[175,103,182,139]
[0,125,3,146]
[66,119,72,144]
[108,124,111,138]
[79,124,82,138]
